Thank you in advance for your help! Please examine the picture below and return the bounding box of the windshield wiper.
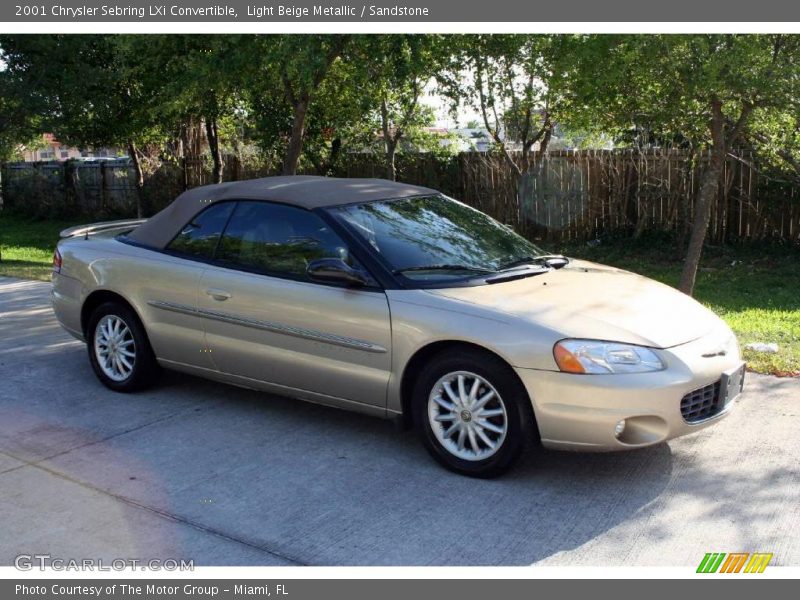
[393,264,497,275]
[499,254,569,271]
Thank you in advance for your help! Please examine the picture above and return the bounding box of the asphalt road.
[1,276,798,566]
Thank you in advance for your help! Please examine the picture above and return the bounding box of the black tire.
[412,347,538,478]
[86,301,160,392]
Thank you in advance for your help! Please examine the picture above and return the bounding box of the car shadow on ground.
[4,337,675,565]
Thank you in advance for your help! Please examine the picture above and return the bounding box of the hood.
[427,260,721,349]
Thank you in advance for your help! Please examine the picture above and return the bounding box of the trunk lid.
[59,219,146,240]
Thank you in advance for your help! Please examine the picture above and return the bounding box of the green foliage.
[0,36,168,151]
[441,34,580,167]
[569,35,800,152]
[1,33,798,191]
[0,66,42,160]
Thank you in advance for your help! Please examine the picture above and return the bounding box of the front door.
[196,200,392,411]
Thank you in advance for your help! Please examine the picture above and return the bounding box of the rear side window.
[167,202,235,258]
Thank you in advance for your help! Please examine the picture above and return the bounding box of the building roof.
[126,176,437,249]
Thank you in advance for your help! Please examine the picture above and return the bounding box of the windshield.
[329,195,546,282]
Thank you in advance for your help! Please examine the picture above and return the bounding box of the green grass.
[0,213,75,281]
[1,212,798,376]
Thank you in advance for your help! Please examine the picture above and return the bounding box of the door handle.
[205,288,231,301]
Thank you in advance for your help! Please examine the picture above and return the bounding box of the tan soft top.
[126,175,437,249]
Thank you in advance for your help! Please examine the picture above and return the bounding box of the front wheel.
[87,302,160,392]
[412,348,538,478]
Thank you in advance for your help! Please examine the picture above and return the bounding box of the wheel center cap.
[460,410,472,422]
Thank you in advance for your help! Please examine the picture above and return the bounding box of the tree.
[572,35,800,295]
[144,35,251,184]
[443,35,572,176]
[250,35,350,175]
[351,35,450,180]
[0,58,42,161]
[0,35,170,217]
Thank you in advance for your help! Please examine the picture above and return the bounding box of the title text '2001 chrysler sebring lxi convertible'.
[52,176,745,477]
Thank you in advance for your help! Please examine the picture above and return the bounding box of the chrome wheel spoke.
[442,381,460,405]
[473,390,495,412]
[457,375,467,404]
[478,408,504,418]
[456,427,467,451]
[468,378,481,406]
[442,422,460,438]
[478,419,504,435]
[434,395,456,412]
[434,413,457,422]
[467,428,479,454]
[475,427,496,450]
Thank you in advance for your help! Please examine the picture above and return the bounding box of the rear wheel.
[412,348,538,478]
[87,302,160,392]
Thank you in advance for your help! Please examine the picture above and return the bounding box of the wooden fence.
[1,150,798,243]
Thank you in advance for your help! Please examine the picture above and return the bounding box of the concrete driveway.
[1,276,798,566]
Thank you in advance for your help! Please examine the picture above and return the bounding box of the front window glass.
[216,201,365,282]
[330,195,545,281]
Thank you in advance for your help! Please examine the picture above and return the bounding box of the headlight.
[553,339,665,374]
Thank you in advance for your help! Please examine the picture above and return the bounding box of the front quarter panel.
[385,289,563,413]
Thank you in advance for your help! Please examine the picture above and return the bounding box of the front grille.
[681,380,723,422]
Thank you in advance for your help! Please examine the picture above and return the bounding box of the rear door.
[137,201,236,369]
[197,200,392,411]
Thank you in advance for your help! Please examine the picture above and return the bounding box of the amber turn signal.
[554,343,586,374]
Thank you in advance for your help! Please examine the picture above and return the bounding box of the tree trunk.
[283,98,309,176]
[127,140,144,219]
[678,96,752,295]
[678,100,726,296]
[679,161,721,295]
[328,137,342,175]
[675,149,694,258]
[205,117,223,184]
[385,141,398,181]
[178,125,189,191]
[539,124,553,155]
[379,96,400,181]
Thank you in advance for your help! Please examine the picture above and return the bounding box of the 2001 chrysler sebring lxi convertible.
[52,176,746,476]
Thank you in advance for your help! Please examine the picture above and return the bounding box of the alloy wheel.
[93,314,136,382]
[427,370,508,461]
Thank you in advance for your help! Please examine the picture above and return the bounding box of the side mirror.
[307,258,369,287]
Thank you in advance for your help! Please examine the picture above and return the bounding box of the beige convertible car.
[52,176,745,477]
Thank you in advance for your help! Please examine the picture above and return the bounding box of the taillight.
[53,248,62,274]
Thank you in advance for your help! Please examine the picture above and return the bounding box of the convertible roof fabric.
[126,175,437,249]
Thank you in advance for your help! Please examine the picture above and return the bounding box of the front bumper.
[515,331,744,451]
